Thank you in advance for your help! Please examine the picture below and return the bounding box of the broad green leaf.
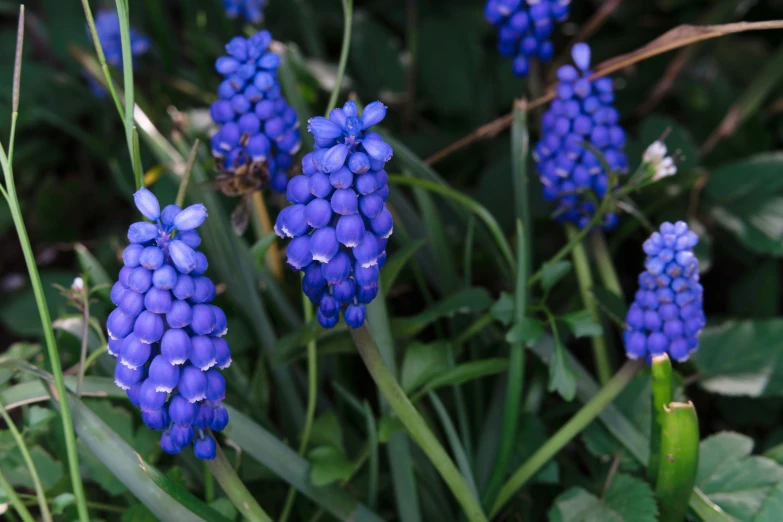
[756,481,783,522]
[308,446,355,487]
[705,152,783,255]
[549,473,656,522]
[309,411,345,452]
[2,445,62,491]
[692,320,783,396]
[401,342,450,393]
[541,261,572,291]
[391,287,492,339]
[561,310,603,338]
[26,405,56,432]
[52,493,75,515]
[697,432,783,521]
[548,330,577,401]
[380,239,426,291]
[490,292,514,326]
[505,317,545,346]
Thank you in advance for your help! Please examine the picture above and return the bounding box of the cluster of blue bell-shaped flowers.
[107,189,231,460]
[210,30,300,193]
[533,43,628,230]
[223,0,266,24]
[274,101,393,329]
[624,221,706,362]
[485,0,570,77]
[85,10,150,98]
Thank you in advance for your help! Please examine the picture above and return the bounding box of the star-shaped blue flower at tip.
[533,42,628,230]
[624,221,705,363]
[210,30,301,193]
[108,188,231,460]
[485,0,571,77]
[275,101,393,330]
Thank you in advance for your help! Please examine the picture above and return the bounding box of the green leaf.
[561,310,603,338]
[308,411,345,452]
[308,446,355,487]
[380,239,426,291]
[705,152,783,255]
[490,292,515,326]
[505,317,545,346]
[401,342,450,393]
[589,288,628,329]
[419,358,509,395]
[697,432,783,521]
[0,271,74,337]
[541,261,572,291]
[378,415,404,444]
[391,287,492,339]
[756,481,783,522]
[52,493,75,515]
[692,320,783,397]
[74,243,112,300]
[250,233,277,270]
[509,413,559,485]
[549,473,657,522]
[208,498,238,521]
[548,330,577,401]
[25,405,55,432]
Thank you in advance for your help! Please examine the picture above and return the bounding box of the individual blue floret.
[623,221,705,362]
[210,30,301,193]
[533,42,628,230]
[275,101,393,329]
[223,0,267,24]
[85,10,150,98]
[108,188,232,460]
[485,0,570,77]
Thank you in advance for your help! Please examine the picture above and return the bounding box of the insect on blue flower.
[485,0,570,77]
[108,188,232,460]
[624,221,705,362]
[85,10,150,98]
[223,0,267,24]
[533,42,628,230]
[275,101,393,329]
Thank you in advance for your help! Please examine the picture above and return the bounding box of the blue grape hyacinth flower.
[485,0,570,77]
[108,188,232,460]
[85,10,150,98]
[210,30,301,193]
[223,0,267,24]
[624,221,705,362]
[274,100,393,329]
[533,42,628,230]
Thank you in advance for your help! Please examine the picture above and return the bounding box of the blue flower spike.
[223,0,267,24]
[484,0,571,77]
[533,42,628,230]
[85,10,150,97]
[107,188,232,460]
[624,221,705,362]
[275,101,393,329]
[210,30,301,193]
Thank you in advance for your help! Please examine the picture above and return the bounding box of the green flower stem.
[648,354,673,484]
[656,402,700,522]
[80,0,125,120]
[1,118,90,522]
[566,224,612,385]
[388,175,515,270]
[207,442,274,522]
[0,397,52,522]
[114,0,140,187]
[482,221,529,509]
[491,359,642,516]
[350,323,488,522]
[325,0,354,115]
[0,468,36,522]
[278,289,319,522]
[590,231,624,303]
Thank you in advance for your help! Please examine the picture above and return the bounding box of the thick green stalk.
[656,402,700,522]
[648,354,673,484]
[566,225,612,385]
[491,359,642,517]
[0,468,36,522]
[590,232,624,303]
[0,123,90,522]
[325,0,354,114]
[350,324,488,522]
[208,443,274,522]
[0,397,52,522]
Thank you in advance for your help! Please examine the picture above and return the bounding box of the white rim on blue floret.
[275,101,394,330]
[107,188,232,461]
